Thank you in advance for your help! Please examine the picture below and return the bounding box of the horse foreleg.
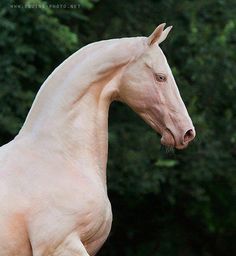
[52,232,90,256]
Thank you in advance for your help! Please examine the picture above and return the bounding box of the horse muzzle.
[161,127,196,149]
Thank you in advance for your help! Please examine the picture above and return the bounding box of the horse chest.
[28,173,112,255]
[69,179,112,254]
[78,196,112,254]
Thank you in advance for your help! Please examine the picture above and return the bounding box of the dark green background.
[0,0,235,255]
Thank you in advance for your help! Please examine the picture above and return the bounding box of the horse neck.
[18,37,147,184]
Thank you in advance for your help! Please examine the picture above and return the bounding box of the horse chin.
[175,143,188,150]
[160,130,175,148]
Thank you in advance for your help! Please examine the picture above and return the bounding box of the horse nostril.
[183,129,195,143]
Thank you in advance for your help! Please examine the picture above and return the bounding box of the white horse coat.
[0,24,195,256]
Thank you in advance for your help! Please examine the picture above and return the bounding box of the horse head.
[119,23,195,149]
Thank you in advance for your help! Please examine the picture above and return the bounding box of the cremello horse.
[0,24,195,256]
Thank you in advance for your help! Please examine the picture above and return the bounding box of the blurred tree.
[0,0,94,143]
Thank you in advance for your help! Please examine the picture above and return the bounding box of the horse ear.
[157,25,173,44]
[147,23,173,46]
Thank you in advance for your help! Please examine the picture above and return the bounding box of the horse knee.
[53,232,89,256]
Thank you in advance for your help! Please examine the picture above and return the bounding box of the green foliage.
[0,0,85,143]
[0,0,236,255]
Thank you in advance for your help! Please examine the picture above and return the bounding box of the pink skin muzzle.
[143,101,196,149]
[159,109,196,149]
[161,126,196,149]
